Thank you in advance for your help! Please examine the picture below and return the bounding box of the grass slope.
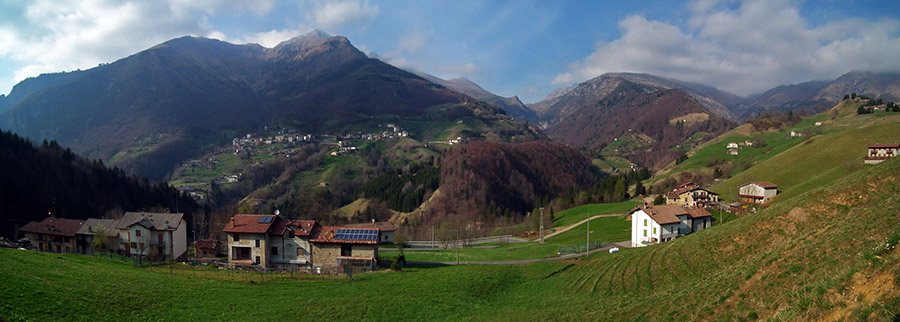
[4,159,900,320]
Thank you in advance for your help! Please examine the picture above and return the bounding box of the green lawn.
[551,201,639,227]
[5,157,900,321]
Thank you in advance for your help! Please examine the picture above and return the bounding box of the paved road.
[540,213,625,240]
[407,241,631,265]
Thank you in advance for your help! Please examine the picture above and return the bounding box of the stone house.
[865,143,900,165]
[268,219,317,268]
[116,212,187,260]
[630,204,714,247]
[665,182,720,208]
[309,226,380,271]
[738,181,778,204]
[20,217,85,253]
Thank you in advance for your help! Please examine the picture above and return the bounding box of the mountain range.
[0,31,538,180]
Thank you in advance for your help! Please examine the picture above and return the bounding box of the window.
[341,244,352,257]
[233,234,240,242]
[255,256,261,265]
[135,230,141,237]
[255,240,260,247]
[38,242,43,250]
[271,247,278,255]
[653,227,657,234]
[130,242,137,248]
[297,247,304,257]
[643,219,647,226]
[643,230,647,237]
[158,234,164,245]
[64,237,70,243]
[233,247,251,260]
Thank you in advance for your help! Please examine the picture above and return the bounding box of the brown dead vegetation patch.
[822,270,900,322]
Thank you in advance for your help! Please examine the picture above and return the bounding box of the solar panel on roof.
[258,215,274,224]
[334,228,378,241]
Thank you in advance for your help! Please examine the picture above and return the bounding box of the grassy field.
[5,156,900,321]
[711,113,900,202]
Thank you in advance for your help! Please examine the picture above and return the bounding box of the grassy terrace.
[5,157,900,321]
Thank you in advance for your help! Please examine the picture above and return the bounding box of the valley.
[2,13,900,321]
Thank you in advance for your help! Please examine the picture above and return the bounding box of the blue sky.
[1,0,899,103]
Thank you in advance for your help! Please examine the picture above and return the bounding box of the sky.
[0,0,899,103]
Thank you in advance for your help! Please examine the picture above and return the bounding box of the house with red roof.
[193,239,222,258]
[738,181,778,204]
[630,204,715,247]
[345,221,397,244]
[223,214,318,269]
[20,216,85,253]
[865,143,900,164]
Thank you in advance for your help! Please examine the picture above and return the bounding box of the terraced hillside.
[3,156,900,321]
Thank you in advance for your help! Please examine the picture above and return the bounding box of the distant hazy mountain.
[411,71,538,122]
[528,73,735,168]
[0,30,536,180]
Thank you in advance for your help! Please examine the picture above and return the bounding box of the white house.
[665,182,719,208]
[630,204,714,247]
[865,143,900,165]
[115,212,187,260]
[738,181,778,204]
[726,142,739,149]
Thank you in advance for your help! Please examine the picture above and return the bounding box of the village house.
[115,212,187,260]
[268,218,317,269]
[76,218,118,255]
[630,204,714,247]
[727,148,739,155]
[665,182,720,208]
[738,181,778,204]
[865,143,900,164]
[309,226,380,271]
[726,142,739,149]
[20,217,85,254]
[223,214,279,267]
[193,239,222,258]
[346,221,397,244]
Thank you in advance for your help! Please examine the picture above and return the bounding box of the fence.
[556,242,606,255]
[150,261,372,283]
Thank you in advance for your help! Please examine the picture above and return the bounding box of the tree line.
[0,129,201,239]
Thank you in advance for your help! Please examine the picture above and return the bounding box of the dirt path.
[541,213,625,240]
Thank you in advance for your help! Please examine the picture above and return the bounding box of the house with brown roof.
[630,204,714,247]
[193,239,222,258]
[76,218,118,254]
[665,182,719,208]
[269,219,317,268]
[309,226,380,271]
[345,221,397,244]
[115,212,187,260]
[738,181,778,204]
[20,216,85,253]
[865,143,900,164]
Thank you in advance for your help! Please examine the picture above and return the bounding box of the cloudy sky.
[0,0,898,103]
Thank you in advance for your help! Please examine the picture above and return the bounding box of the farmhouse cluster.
[631,180,780,247]
[19,212,188,260]
[221,214,395,271]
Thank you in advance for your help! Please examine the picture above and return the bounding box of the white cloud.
[553,0,900,95]
[441,62,479,76]
[0,0,216,93]
[308,0,379,30]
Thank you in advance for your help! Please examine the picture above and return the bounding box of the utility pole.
[456,229,460,264]
[431,225,435,250]
[539,207,545,245]
[586,214,590,255]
